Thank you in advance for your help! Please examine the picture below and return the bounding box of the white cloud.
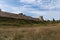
[20,0,60,9]
[19,5,47,16]
[20,0,36,4]
[0,0,20,14]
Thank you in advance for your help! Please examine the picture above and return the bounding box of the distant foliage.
[19,13,26,16]
[0,9,2,12]
[53,18,55,22]
[0,17,39,27]
[19,13,24,15]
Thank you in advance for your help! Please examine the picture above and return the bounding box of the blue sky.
[0,0,60,20]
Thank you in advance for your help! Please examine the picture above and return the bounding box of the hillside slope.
[0,11,40,21]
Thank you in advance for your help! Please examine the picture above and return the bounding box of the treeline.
[39,18,60,25]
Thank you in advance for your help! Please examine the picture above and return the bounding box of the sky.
[0,0,60,20]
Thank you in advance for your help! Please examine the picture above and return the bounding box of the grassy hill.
[0,17,40,28]
[0,16,60,28]
[0,11,60,40]
[0,15,60,40]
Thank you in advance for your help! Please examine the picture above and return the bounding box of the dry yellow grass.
[0,23,60,40]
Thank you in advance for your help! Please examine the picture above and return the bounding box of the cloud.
[20,0,60,10]
[0,0,20,13]
[19,0,60,19]
[0,0,60,20]
[20,0,36,4]
[19,5,47,17]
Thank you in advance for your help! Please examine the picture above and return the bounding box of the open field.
[0,17,60,40]
[0,23,60,40]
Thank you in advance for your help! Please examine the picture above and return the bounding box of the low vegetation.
[0,26,60,40]
[0,17,60,27]
[0,17,40,27]
[0,17,60,40]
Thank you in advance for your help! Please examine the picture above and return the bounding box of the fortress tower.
[39,16,44,21]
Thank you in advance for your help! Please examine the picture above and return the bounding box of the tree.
[19,13,26,16]
[0,9,1,12]
[53,18,55,22]
[19,13,24,15]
